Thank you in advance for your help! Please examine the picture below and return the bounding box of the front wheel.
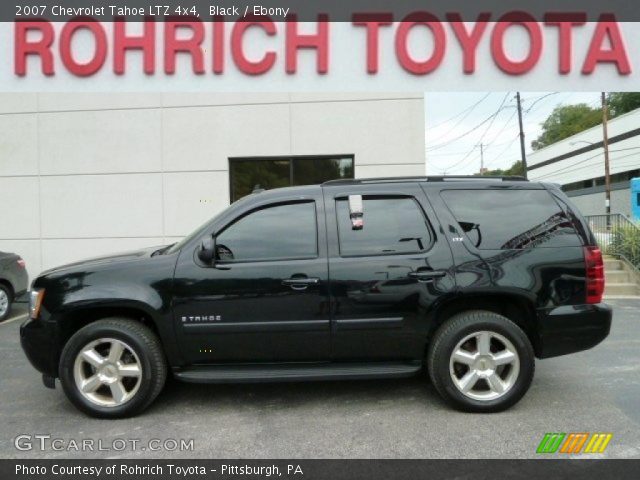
[59,318,167,418]
[427,310,535,413]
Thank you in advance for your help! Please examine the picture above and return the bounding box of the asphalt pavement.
[0,299,638,459]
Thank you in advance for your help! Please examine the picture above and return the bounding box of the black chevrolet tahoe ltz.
[20,176,612,418]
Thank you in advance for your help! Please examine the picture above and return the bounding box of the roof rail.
[425,175,528,182]
[322,175,528,186]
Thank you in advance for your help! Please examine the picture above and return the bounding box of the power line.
[427,92,492,130]
[483,134,520,170]
[459,92,513,172]
[483,109,518,151]
[426,92,606,176]
[426,94,512,152]
[428,93,512,173]
[524,92,560,114]
[483,92,569,173]
[427,149,488,157]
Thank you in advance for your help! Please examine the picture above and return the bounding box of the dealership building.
[0,93,425,277]
[527,108,640,217]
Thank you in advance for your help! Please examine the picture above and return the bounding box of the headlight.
[29,289,45,320]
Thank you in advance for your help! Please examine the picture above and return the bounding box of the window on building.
[441,189,580,250]
[336,197,432,256]
[229,156,354,202]
[563,179,595,192]
[216,202,318,262]
[562,168,640,194]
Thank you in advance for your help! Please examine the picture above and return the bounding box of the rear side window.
[336,197,432,256]
[441,189,581,250]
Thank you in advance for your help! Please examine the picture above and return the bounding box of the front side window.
[216,202,318,262]
[336,197,432,256]
[441,189,580,250]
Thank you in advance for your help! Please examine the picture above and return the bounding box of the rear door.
[323,182,456,361]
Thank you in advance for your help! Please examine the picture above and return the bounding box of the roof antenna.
[252,184,265,194]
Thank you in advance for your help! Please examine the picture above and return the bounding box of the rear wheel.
[59,318,167,418]
[427,310,535,412]
[0,285,12,322]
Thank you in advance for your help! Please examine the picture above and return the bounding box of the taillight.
[17,258,26,268]
[584,246,604,304]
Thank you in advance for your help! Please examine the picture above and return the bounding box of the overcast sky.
[424,92,602,175]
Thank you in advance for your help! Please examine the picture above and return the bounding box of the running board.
[173,362,422,384]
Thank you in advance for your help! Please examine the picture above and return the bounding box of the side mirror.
[198,236,216,265]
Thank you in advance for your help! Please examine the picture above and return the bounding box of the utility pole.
[516,92,528,179]
[601,92,612,220]
[480,143,484,174]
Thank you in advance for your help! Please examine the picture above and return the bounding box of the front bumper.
[536,303,612,358]
[20,318,59,378]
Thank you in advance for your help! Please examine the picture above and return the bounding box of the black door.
[172,194,330,364]
[323,183,456,361]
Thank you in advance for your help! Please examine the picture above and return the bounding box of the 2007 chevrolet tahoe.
[21,176,612,418]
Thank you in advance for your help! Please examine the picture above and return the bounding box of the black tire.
[427,310,535,413]
[0,284,12,322]
[59,318,167,418]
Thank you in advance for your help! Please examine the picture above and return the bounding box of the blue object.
[631,178,640,221]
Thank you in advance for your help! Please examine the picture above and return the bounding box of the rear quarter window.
[440,189,582,250]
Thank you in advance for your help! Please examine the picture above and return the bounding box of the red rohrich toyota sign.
[13,15,632,78]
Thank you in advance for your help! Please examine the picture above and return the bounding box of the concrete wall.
[0,93,425,279]
[568,187,632,217]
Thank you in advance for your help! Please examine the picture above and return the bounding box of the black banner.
[5,0,640,22]
[2,459,640,480]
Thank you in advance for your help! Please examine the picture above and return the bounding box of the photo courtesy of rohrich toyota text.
[0,0,639,478]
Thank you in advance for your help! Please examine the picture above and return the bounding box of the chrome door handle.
[408,270,446,282]
[282,277,320,291]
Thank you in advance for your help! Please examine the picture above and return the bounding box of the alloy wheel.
[73,338,142,407]
[449,330,520,401]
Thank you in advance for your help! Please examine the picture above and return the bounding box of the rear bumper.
[536,303,612,359]
[20,318,59,378]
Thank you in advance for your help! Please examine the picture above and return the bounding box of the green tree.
[607,92,640,118]
[482,160,525,177]
[531,103,602,150]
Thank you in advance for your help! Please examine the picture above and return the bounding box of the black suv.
[21,176,611,418]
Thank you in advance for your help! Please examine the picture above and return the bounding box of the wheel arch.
[54,301,180,371]
[58,304,160,344]
[427,292,540,357]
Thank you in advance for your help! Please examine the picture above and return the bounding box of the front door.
[172,194,330,364]
[323,183,456,361]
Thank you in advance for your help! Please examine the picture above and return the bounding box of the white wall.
[0,93,425,279]
[528,108,640,185]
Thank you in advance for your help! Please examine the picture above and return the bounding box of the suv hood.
[39,245,165,277]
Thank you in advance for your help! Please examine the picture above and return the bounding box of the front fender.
[39,281,181,371]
